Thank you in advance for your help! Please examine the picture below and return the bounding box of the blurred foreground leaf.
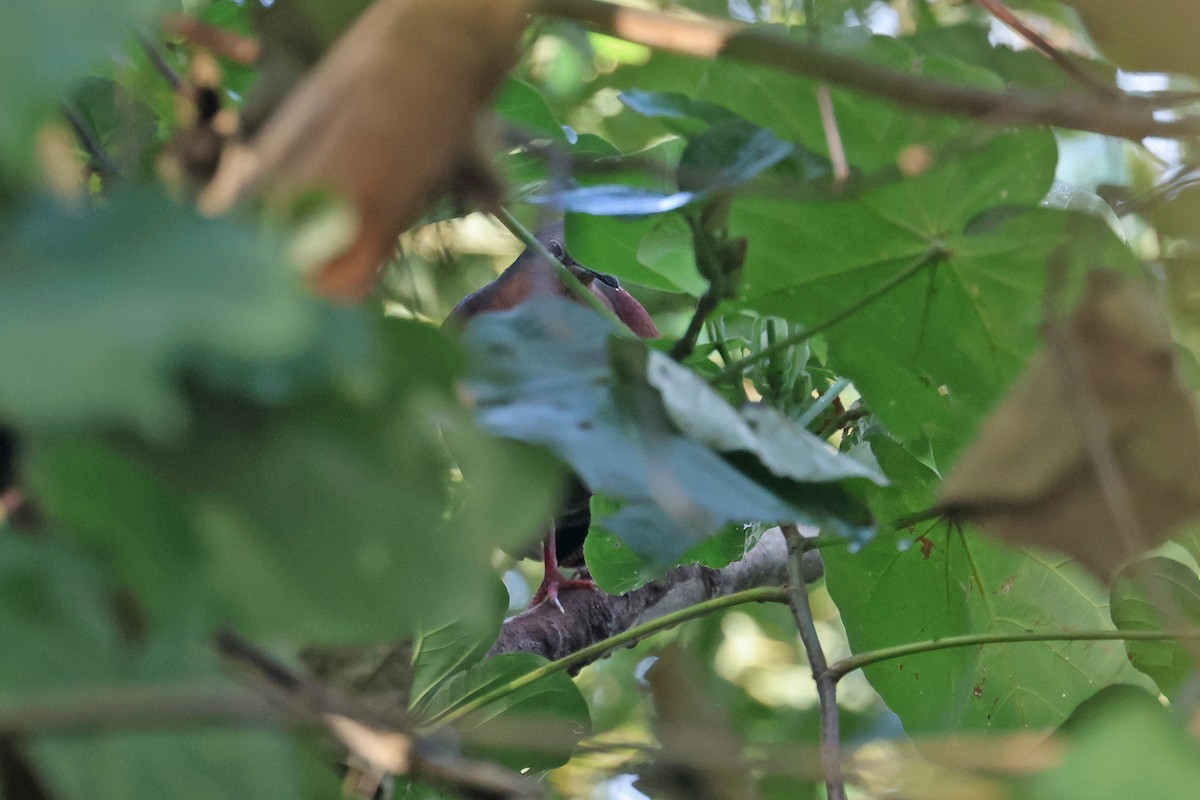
[940,272,1200,579]
[0,190,314,438]
[463,297,881,570]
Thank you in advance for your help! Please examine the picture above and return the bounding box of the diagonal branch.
[534,0,1200,141]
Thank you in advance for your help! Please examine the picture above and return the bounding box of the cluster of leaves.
[7,0,1200,799]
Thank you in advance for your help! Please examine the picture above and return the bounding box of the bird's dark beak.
[585,268,621,289]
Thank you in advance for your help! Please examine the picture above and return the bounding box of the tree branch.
[781,524,845,800]
[489,526,822,664]
[534,0,1200,141]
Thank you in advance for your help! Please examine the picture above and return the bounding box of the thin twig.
[492,207,630,331]
[781,523,845,800]
[534,0,1200,141]
[138,33,183,91]
[712,247,943,383]
[61,103,118,181]
[0,684,278,734]
[825,627,1200,682]
[796,376,850,428]
[973,0,1119,98]
[671,290,720,360]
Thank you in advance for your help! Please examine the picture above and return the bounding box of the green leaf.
[1110,557,1200,696]
[0,532,122,703]
[825,524,1154,734]
[158,387,499,642]
[619,90,739,136]
[0,0,160,167]
[1026,685,1200,800]
[733,130,1140,462]
[567,213,699,294]
[539,122,793,215]
[463,297,877,568]
[409,619,500,717]
[585,495,747,593]
[418,653,591,772]
[25,437,203,625]
[495,78,565,141]
[827,435,1152,734]
[32,728,301,800]
[697,34,1005,173]
[0,191,315,438]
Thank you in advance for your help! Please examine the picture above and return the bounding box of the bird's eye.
[547,240,565,260]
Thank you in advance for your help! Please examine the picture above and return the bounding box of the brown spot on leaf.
[917,534,935,560]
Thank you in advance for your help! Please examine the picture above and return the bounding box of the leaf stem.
[712,248,943,383]
[825,628,1200,682]
[424,585,787,728]
[796,377,850,429]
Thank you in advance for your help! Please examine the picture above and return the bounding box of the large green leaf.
[824,437,1152,734]
[0,191,315,438]
[697,32,1004,173]
[463,297,880,568]
[1110,556,1200,697]
[27,314,562,643]
[732,130,1139,462]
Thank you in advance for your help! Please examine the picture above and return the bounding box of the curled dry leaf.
[201,0,533,301]
[939,271,1200,580]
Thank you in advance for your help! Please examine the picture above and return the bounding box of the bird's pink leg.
[530,528,597,612]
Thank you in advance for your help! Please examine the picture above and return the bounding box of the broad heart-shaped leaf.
[824,438,1153,735]
[417,652,591,772]
[0,0,159,167]
[1110,557,1200,697]
[462,296,879,570]
[0,190,315,439]
[734,130,1137,464]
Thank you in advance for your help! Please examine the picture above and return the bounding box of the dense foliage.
[5,1,1200,799]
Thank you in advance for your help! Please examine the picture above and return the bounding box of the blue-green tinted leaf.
[0,191,315,438]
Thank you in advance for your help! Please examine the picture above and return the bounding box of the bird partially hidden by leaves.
[445,221,659,609]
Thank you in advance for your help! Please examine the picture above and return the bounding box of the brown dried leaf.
[201,0,533,301]
[641,644,757,800]
[939,271,1200,579]
[1062,0,1200,77]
